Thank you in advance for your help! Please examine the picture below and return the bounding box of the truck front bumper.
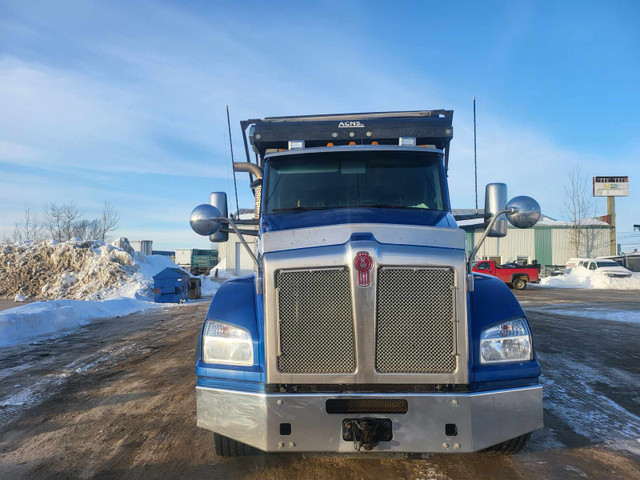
[196,385,543,453]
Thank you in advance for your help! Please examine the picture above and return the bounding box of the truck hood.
[260,221,465,254]
[260,207,455,233]
[597,266,632,276]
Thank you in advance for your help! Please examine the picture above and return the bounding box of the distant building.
[213,209,258,276]
[455,209,612,274]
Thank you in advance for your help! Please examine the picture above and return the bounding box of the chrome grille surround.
[376,267,456,374]
[276,268,356,374]
[261,223,468,386]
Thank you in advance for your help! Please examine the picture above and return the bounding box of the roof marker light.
[349,141,356,146]
[327,142,334,147]
[288,140,305,150]
[399,137,417,146]
[371,141,379,145]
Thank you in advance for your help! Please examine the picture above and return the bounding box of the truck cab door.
[475,261,494,276]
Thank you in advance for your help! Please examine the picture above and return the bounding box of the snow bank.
[527,305,639,325]
[540,266,640,289]
[0,238,222,347]
[209,258,234,278]
[0,298,162,347]
[200,276,221,296]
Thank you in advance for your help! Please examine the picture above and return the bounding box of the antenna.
[473,96,478,213]
[226,105,240,217]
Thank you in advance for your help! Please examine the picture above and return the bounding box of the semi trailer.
[189,110,543,456]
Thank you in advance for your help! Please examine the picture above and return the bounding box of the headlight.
[480,318,532,364]
[202,320,253,366]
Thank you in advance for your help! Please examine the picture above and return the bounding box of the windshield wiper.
[271,206,330,213]
[361,204,424,210]
[271,204,430,213]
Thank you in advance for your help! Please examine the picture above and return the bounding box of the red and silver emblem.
[354,251,373,287]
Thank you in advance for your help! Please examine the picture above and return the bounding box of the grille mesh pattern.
[276,268,356,373]
[376,267,456,373]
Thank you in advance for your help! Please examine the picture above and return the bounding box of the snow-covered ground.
[527,305,640,325]
[540,266,640,289]
[0,238,220,347]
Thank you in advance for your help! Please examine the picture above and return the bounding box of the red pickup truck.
[472,260,540,290]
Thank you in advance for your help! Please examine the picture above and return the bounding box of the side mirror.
[190,204,222,236]
[506,196,541,228]
[209,192,229,242]
[484,183,508,238]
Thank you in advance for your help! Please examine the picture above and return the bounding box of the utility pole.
[607,196,616,255]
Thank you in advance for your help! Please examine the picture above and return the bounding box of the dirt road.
[0,289,638,479]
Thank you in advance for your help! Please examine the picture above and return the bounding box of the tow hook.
[342,418,393,451]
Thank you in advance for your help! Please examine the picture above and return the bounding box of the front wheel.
[513,278,527,290]
[214,433,261,457]
[482,433,531,455]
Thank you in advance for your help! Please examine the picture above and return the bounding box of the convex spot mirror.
[190,204,222,236]
[506,196,541,228]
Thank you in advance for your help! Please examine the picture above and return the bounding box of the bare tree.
[43,203,63,241]
[563,165,596,256]
[100,202,119,242]
[39,201,119,242]
[61,202,81,241]
[11,204,42,242]
[43,202,82,242]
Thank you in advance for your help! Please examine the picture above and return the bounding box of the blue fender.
[467,274,541,391]
[195,274,265,392]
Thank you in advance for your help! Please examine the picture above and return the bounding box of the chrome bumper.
[196,385,543,453]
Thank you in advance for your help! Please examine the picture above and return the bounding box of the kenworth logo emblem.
[354,251,373,287]
[338,121,365,128]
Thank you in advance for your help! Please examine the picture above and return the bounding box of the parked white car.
[565,257,591,273]
[566,257,632,278]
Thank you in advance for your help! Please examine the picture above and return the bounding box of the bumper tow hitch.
[342,418,393,451]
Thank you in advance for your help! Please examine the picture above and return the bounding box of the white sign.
[593,176,629,197]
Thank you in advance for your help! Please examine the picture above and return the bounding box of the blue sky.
[1,0,639,250]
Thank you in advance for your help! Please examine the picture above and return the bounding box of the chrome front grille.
[276,268,356,374]
[375,267,457,374]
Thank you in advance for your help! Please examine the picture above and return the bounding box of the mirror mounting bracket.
[467,208,515,274]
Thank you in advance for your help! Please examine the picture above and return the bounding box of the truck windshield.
[596,261,621,268]
[264,150,446,214]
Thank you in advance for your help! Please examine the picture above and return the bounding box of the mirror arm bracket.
[467,207,516,273]
[218,216,260,270]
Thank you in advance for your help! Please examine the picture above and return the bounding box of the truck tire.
[513,278,527,290]
[214,433,261,457]
[482,433,531,455]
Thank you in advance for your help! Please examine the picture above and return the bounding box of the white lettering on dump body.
[338,121,365,128]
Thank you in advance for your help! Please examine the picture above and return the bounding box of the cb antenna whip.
[473,96,479,213]
[227,105,240,217]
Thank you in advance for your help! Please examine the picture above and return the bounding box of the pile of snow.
[0,238,140,301]
[209,258,234,278]
[0,237,222,347]
[540,266,640,289]
[0,298,158,347]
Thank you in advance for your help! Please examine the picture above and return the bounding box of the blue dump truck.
[189,110,543,456]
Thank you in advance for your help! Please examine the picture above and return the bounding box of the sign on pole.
[593,176,629,197]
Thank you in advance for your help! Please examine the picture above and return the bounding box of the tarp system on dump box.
[153,268,190,303]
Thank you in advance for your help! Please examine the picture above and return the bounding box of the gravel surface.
[0,289,638,479]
